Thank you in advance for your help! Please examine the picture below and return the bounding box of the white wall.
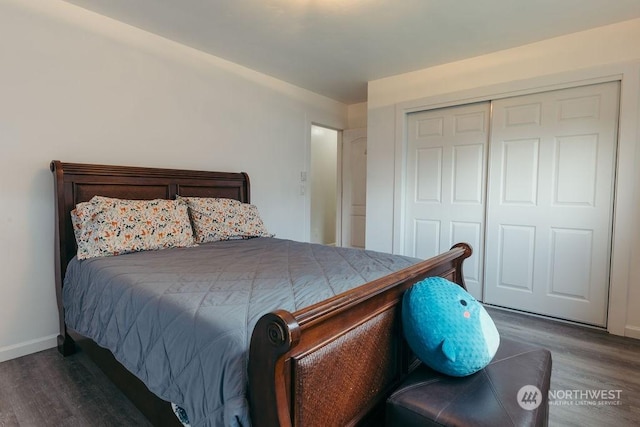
[0,0,347,362]
[347,102,368,129]
[366,18,640,338]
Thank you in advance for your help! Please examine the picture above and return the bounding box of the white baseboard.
[0,334,58,363]
[624,325,640,340]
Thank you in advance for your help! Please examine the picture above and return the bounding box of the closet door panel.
[484,81,619,326]
[405,102,490,299]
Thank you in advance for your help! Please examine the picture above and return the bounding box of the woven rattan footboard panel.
[293,309,398,426]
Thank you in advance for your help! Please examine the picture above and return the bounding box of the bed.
[50,160,472,427]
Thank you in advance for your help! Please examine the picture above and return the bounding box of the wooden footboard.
[248,243,472,427]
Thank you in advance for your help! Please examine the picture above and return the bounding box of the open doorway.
[310,125,339,245]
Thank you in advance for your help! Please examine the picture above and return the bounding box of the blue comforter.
[63,238,420,426]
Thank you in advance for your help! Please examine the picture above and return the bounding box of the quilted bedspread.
[63,237,420,426]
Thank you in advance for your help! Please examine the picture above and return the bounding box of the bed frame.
[51,160,472,427]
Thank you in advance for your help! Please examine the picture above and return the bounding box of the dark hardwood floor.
[1,307,639,426]
[0,344,151,426]
[487,306,640,427]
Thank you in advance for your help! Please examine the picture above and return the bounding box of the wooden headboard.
[50,160,250,353]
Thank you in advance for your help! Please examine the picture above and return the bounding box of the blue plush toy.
[402,277,500,377]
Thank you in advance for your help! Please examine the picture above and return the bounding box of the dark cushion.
[387,337,552,427]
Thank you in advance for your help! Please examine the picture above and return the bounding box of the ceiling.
[62,0,640,104]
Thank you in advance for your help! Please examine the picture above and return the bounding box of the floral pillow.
[71,196,195,260]
[177,196,242,243]
[228,203,274,239]
[178,196,273,243]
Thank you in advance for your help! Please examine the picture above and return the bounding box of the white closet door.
[404,102,490,299]
[484,82,619,326]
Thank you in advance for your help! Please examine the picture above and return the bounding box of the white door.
[341,128,367,248]
[404,103,490,299]
[484,82,619,326]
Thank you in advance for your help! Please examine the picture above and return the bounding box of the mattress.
[63,237,420,427]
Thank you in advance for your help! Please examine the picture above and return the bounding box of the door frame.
[391,61,640,337]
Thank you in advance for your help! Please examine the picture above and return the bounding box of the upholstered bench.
[386,337,552,426]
